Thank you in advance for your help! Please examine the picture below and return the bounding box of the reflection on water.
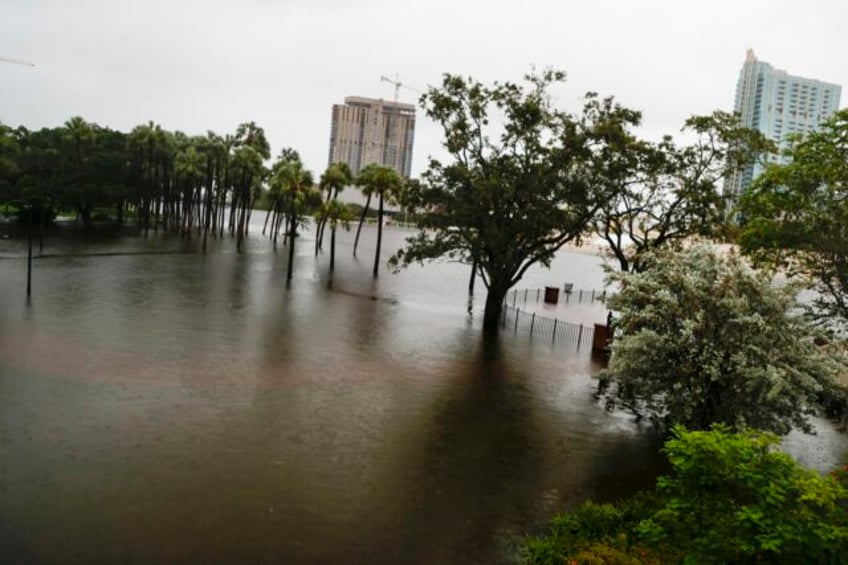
[0,220,844,563]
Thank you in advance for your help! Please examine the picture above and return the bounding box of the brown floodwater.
[0,218,844,563]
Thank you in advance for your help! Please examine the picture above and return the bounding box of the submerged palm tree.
[271,157,314,283]
[316,199,354,275]
[316,162,353,254]
[355,164,402,277]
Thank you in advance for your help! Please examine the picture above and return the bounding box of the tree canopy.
[592,111,773,273]
[599,245,844,434]
[392,70,641,332]
[740,108,848,332]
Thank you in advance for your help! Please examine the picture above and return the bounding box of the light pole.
[26,202,33,297]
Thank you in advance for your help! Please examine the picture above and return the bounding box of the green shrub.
[525,427,848,564]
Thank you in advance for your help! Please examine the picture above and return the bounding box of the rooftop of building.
[744,49,841,90]
[341,96,416,113]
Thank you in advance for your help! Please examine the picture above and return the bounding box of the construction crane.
[380,74,420,102]
[0,56,35,68]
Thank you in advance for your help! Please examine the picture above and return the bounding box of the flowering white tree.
[600,245,845,434]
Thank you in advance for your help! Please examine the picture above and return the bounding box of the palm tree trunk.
[330,225,336,274]
[315,191,332,255]
[467,259,477,313]
[373,194,384,278]
[38,203,45,254]
[286,205,297,283]
[353,193,372,258]
[262,201,273,235]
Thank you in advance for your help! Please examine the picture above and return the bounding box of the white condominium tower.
[725,49,841,199]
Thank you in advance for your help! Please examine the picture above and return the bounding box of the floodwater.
[0,217,844,563]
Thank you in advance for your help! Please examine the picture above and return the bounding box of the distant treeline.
[0,118,303,244]
[0,117,411,277]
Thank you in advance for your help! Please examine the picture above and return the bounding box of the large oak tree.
[392,70,640,333]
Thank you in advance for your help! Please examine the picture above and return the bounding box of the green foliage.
[1,117,284,242]
[320,161,353,198]
[270,155,315,225]
[524,494,678,564]
[525,427,848,564]
[600,245,843,434]
[642,426,848,563]
[315,199,354,231]
[0,122,18,190]
[269,152,315,281]
[392,69,642,331]
[740,108,848,332]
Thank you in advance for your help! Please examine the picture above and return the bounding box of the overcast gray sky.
[2,0,846,177]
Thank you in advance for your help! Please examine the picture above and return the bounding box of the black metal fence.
[500,303,594,348]
[508,286,607,306]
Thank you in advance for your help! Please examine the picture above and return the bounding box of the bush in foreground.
[525,426,848,564]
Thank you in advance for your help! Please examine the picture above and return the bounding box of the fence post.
[577,324,583,349]
[514,307,519,333]
[530,313,536,335]
[552,319,557,343]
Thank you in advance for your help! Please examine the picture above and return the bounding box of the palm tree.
[315,162,353,254]
[264,148,301,244]
[198,131,227,251]
[229,145,264,251]
[271,157,314,283]
[127,121,168,237]
[234,121,271,160]
[355,164,402,277]
[62,116,96,228]
[316,199,354,275]
[173,142,205,238]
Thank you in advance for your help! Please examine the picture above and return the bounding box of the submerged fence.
[508,286,607,306]
[501,286,610,349]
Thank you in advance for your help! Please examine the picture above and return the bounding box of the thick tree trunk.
[483,284,509,335]
[373,195,384,278]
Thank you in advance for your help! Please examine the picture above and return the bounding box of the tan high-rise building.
[328,96,415,177]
